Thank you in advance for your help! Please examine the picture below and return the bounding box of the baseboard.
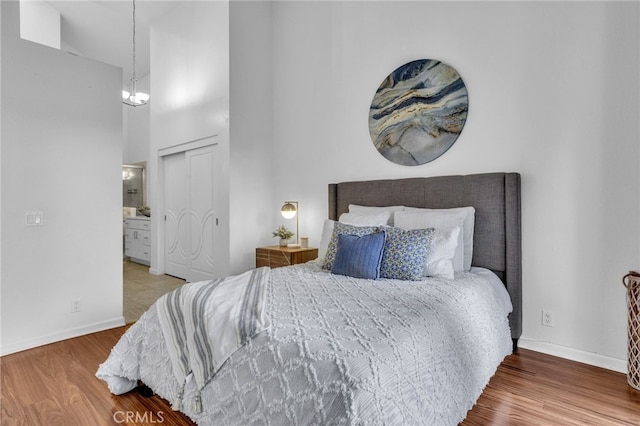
[518,337,627,374]
[0,316,126,357]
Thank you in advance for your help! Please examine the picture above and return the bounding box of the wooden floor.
[0,326,195,426]
[463,349,640,425]
[2,328,639,425]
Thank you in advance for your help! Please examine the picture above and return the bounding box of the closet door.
[185,145,215,282]
[164,152,188,279]
[163,144,217,282]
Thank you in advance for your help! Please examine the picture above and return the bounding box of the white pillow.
[318,219,335,264]
[404,206,475,271]
[348,204,405,226]
[394,210,466,271]
[425,227,460,279]
[339,211,391,226]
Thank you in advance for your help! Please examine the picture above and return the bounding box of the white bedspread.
[156,267,270,412]
[97,262,512,425]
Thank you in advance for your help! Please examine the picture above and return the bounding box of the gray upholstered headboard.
[328,172,522,346]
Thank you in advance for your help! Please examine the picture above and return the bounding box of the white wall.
[230,1,640,371]
[1,1,124,355]
[148,1,230,277]
[229,1,275,273]
[123,74,150,165]
[19,0,60,49]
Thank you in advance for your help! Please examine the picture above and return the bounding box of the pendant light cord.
[131,0,137,85]
[123,0,148,106]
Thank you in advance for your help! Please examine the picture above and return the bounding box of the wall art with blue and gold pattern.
[368,59,468,166]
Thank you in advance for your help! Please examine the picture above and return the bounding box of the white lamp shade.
[123,91,150,106]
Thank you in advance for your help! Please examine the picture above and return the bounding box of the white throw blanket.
[156,267,270,413]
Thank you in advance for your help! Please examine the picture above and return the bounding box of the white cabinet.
[124,217,150,264]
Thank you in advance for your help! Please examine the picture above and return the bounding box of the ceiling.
[46,1,181,82]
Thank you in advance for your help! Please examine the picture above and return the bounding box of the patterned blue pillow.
[380,227,434,280]
[322,222,381,270]
[332,231,386,280]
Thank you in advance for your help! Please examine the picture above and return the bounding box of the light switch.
[25,211,43,226]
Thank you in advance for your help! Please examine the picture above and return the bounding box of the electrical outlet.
[542,309,555,327]
[71,298,81,313]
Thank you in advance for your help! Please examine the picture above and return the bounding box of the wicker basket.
[623,272,640,390]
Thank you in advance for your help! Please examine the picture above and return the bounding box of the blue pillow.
[380,227,434,280]
[322,222,381,270]
[331,231,386,280]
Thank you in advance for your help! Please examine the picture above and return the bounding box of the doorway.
[122,163,146,210]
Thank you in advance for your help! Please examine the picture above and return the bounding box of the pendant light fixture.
[122,0,149,107]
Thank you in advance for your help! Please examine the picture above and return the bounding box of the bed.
[328,172,522,347]
[97,172,521,425]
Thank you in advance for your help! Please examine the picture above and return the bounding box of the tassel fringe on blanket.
[157,267,271,414]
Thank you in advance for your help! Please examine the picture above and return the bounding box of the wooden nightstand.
[256,246,318,268]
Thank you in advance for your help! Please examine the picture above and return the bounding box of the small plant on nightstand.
[272,225,295,247]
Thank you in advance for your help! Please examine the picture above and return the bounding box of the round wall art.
[368,59,468,166]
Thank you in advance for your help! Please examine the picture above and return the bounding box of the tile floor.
[123,259,186,323]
